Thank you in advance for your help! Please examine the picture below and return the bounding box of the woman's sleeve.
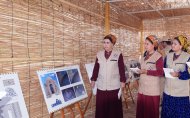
[91,57,99,81]
[147,57,164,77]
[178,57,190,80]
[118,54,127,83]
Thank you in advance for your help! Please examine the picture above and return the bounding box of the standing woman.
[161,35,190,118]
[136,35,164,118]
[91,34,126,118]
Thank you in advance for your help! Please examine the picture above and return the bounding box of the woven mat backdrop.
[143,16,190,41]
[0,0,141,117]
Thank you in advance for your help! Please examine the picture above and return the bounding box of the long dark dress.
[91,51,126,118]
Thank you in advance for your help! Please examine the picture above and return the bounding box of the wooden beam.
[110,4,141,21]
[145,1,165,18]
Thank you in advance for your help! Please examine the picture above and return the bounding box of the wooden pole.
[83,91,93,115]
[126,83,135,104]
[50,113,54,118]
[123,87,129,109]
[61,109,65,118]
[105,1,110,35]
[68,106,75,118]
[76,102,84,118]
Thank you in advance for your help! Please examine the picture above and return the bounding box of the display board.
[0,73,29,118]
[37,65,88,113]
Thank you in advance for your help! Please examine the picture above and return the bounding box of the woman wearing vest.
[91,34,126,118]
[161,35,190,118]
[136,35,164,118]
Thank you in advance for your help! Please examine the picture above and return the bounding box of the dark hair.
[173,37,187,52]
[143,51,147,57]
[104,34,116,45]
[145,38,158,50]
[174,37,181,45]
[104,35,113,43]
[163,41,172,45]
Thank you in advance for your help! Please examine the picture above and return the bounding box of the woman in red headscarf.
[136,35,164,118]
[91,34,126,118]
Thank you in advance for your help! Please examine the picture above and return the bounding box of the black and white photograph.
[74,84,86,97]
[67,69,81,84]
[56,71,70,87]
[62,87,76,102]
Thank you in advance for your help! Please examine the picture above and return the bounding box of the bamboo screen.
[0,0,141,117]
[143,15,190,41]
[111,24,141,62]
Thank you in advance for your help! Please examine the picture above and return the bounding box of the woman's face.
[144,39,154,52]
[171,39,182,52]
[103,39,113,52]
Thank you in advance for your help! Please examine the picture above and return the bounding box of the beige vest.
[139,51,162,96]
[97,50,121,90]
[164,51,190,97]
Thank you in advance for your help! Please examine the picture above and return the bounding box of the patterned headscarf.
[174,35,188,50]
[146,35,158,48]
[185,41,190,54]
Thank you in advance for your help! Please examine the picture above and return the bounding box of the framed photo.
[37,65,88,113]
[0,73,29,118]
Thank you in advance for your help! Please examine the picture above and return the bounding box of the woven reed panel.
[0,0,141,117]
[110,4,142,30]
[111,24,141,62]
[143,15,190,41]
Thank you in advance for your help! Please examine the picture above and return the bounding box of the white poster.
[37,65,88,113]
[0,73,29,118]
[85,63,97,95]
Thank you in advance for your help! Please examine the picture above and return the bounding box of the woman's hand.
[137,69,147,74]
[170,72,179,77]
[91,81,95,88]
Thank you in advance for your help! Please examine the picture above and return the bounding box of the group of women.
[91,34,190,118]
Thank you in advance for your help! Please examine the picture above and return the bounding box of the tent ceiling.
[100,0,190,19]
